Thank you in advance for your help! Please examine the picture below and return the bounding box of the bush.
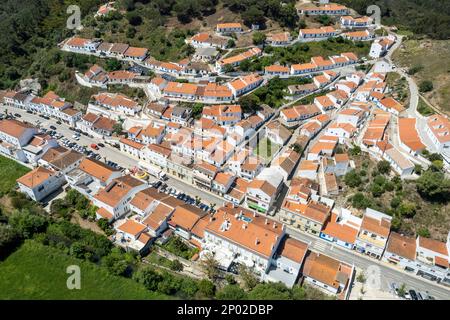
[416,170,450,201]
[377,160,391,175]
[351,193,374,210]
[169,259,184,271]
[419,80,433,93]
[344,170,362,188]
[198,279,215,298]
[216,284,247,300]
[417,227,430,238]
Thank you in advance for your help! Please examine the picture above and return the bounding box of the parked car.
[56,120,62,125]
[153,181,162,189]
[98,143,105,148]
[69,127,75,131]
[90,144,99,150]
[409,290,418,300]
[49,125,56,130]
[26,110,33,114]
[81,131,88,136]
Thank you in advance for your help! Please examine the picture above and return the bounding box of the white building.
[354,208,392,259]
[16,166,64,202]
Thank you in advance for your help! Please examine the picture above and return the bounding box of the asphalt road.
[285,227,450,300]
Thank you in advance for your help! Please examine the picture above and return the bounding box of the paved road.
[285,227,450,300]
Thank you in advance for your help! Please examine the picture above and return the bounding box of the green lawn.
[0,241,167,300]
[254,138,281,163]
[0,155,30,194]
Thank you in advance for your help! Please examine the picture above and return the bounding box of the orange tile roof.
[398,118,425,151]
[124,46,148,57]
[168,204,207,232]
[94,175,144,207]
[217,23,242,29]
[380,97,405,113]
[79,158,119,183]
[321,217,359,244]
[117,220,147,237]
[302,252,351,290]
[343,30,371,38]
[386,232,417,260]
[265,65,290,73]
[0,119,35,138]
[361,215,391,238]
[16,167,54,188]
[97,207,113,220]
[418,236,448,256]
[279,237,308,263]
[206,205,284,258]
[143,203,173,230]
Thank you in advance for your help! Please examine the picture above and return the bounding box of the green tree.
[191,103,203,119]
[170,259,184,271]
[238,265,259,290]
[200,252,220,281]
[416,170,450,200]
[105,59,122,71]
[291,143,303,154]
[133,266,162,291]
[50,199,68,217]
[216,284,247,300]
[377,160,391,174]
[344,170,362,188]
[370,183,384,197]
[248,282,291,300]
[0,224,20,259]
[397,201,416,218]
[252,31,266,46]
[349,145,361,156]
[238,94,260,113]
[113,122,123,135]
[8,210,48,239]
[198,279,215,298]
[419,80,433,93]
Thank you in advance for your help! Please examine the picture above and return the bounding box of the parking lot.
[149,179,214,213]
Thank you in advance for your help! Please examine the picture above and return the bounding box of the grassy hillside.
[393,39,450,114]
[0,155,30,194]
[0,240,167,300]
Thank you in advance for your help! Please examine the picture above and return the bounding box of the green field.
[0,241,167,300]
[0,155,30,194]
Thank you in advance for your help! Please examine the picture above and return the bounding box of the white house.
[354,208,392,259]
[16,166,64,202]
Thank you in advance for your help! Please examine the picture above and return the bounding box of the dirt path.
[70,213,104,234]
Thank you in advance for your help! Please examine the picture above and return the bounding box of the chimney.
[255,238,260,245]
[265,218,268,225]
[253,211,256,217]
[273,222,277,229]
[242,224,247,230]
